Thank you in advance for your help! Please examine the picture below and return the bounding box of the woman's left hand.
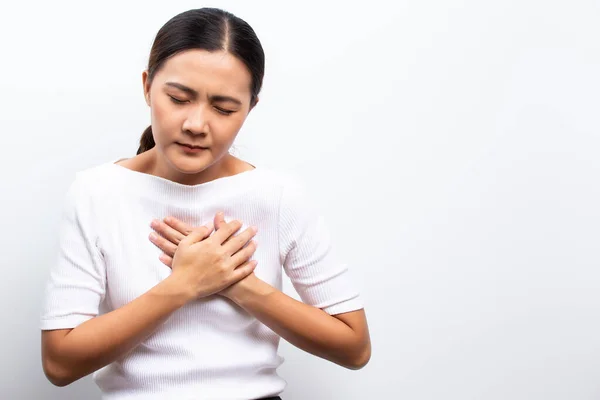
[149,216,193,268]
[149,214,257,298]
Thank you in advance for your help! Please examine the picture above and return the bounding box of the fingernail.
[251,226,258,233]
[164,217,172,224]
[149,232,157,240]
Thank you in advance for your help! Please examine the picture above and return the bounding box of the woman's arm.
[43,218,257,386]
[150,206,372,370]
[223,274,371,370]
[42,278,190,387]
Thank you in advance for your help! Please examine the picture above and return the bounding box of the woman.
[40,7,370,400]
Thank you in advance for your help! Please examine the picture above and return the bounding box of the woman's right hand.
[168,214,258,301]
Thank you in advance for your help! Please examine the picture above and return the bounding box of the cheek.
[213,117,246,144]
[152,100,171,124]
[151,101,182,137]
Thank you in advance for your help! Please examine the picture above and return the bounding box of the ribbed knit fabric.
[40,158,364,400]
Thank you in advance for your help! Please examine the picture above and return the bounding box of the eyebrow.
[165,82,243,106]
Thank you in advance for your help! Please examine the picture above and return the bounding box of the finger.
[151,219,185,246]
[228,260,258,283]
[159,253,173,268]
[149,232,178,257]
[184,225,214,245]
[163,216,194,237]
[204,221,215,234]
[213,211,226,230]
[213,212,230,244]
[230,240,257,266]
[213,212,240,246]
[223,226,257,255]
[212,218,243,245]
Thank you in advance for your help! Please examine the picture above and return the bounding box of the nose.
[182,104,210,136]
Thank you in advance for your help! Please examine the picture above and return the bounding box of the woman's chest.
[96,200,282,309]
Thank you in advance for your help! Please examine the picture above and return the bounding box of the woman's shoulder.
[76,160,121,183]
[254,166,306,188]
[61,159,128,203]
[255,168,318,214]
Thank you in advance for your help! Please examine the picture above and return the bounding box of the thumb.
[214,211,226,230]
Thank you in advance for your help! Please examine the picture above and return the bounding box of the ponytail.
[137,125,155,155]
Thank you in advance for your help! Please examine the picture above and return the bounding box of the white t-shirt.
[40,158,364,400]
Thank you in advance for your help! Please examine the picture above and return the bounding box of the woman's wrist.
[153,275,196,308]
[225,274,275,306]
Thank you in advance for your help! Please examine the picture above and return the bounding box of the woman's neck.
[117,148,255,186]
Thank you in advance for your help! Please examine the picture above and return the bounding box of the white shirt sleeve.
[278,178,364,315]
[40,175,106,330]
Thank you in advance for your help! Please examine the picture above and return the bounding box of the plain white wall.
[1,0,599,398]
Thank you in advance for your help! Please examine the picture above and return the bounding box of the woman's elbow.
[344,342,371,370]
[42,329,78,387]
[42,356,75,387]
[46,375,72,388]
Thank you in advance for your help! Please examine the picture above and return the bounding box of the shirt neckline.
[105,157,261,194]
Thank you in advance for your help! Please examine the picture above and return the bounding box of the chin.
[166,150,218,174]
[171,159,210,174]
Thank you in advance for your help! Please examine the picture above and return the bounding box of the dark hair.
[137,8,265,155]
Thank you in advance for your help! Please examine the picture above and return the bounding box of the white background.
[1,0,599,399]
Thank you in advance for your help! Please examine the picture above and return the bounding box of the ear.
[142,70,151,106]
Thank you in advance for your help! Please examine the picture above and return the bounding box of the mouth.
[177,142,208,149]
[177,142,209,153]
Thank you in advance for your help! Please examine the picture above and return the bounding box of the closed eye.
[168,95,188,104]
[169,95,234,116]
[214,107,234,116]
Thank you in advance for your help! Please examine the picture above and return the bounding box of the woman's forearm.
[226,275,370,370]
[42,276,191,386]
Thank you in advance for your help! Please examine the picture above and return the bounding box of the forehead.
[155,49,252,96]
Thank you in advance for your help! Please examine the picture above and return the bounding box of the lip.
[177,142,208,153]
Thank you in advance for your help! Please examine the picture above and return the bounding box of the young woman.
[40,7,370,400]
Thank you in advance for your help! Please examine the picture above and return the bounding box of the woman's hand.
[149,216,194,268]
[149,213,258,299]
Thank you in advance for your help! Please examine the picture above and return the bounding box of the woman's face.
[142,49,255,179]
